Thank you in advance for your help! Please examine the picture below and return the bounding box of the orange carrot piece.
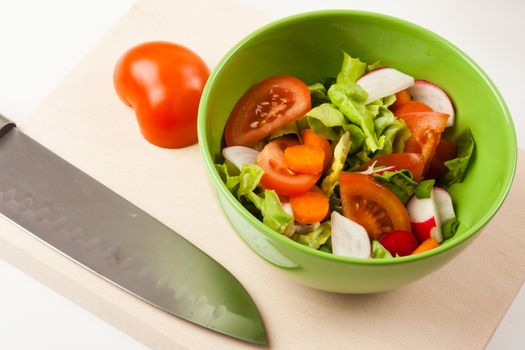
[284,144,325,175]
[394,101,433,116]
[391,89,412,110]
[301,129,333,172]
[290,188,329,224]
[411,238,439,255]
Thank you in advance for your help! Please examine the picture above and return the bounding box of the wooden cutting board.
[1,0,524,348]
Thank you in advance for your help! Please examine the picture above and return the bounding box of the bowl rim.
[197,9,518,265]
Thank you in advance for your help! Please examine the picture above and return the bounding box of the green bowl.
[198,10,517,293]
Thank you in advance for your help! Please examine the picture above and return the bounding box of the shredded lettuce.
[305,103,347,140]
[216,163,292,234]
[442,218,460,240]
[328,83,381,152]
[371,240,393,259]
[308,83,331,107]
[269,121,299,140]
[442,128,475,187]
[415,180,435,199]
[366,61,383,72]
[291,221,332,250]
[336,52,367,86]
[322,132,351,196]
[372,170,418,204]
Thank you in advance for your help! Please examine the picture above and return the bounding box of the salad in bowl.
[216,52,474,259]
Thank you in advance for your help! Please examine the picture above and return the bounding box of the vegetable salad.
[217,52,474,259]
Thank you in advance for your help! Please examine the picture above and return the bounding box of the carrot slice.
[394,101,433,116]
[284,144,325,175]
[411,238,439,255]
[301,129,333,172]
[290,188,329,224]
[391,89,412,110]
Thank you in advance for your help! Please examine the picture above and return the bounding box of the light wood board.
[1,0,524,348]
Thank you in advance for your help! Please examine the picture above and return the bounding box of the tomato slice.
[397,111,449,172]
[393,101,432,116]
[340,172,411,241]
[257,138,319,196]
[358,153,425,181]
[426,139,458,179]
[391,89,412,111]
[225,76,311,147]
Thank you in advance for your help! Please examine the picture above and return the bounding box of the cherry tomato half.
[257,137,319,197]
[340,172,411,241]
[114,41,209,148]
[225,76,311,147]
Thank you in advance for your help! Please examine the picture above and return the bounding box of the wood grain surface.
[1,0,524,348]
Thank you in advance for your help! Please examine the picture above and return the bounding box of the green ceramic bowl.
[198,10,517,293]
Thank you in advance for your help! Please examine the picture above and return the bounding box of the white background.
[0,0,523,349]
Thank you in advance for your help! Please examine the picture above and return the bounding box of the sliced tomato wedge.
[426,139,458,179]
[358,153,425,181]
[225,75,311,147]
[339,172,411,241]
[257,137,319,196]
[393,101,432,116]
[397,111,449,172]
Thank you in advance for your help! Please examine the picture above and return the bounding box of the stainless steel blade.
[0,115,266,344]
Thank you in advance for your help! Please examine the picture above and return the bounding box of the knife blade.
[0,114,266,344]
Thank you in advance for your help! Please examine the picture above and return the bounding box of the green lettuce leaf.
[291,221,332,250]
[343,124,366,153]
[371,240,393,259]
[269,121,299,140]
[336,52,367,85]
[415,180,435,199]
[366,61,383,72]
[328,82,381,152]
[308,83,331,107]
[216,163,292,234]
[305,103,347,140]
[372,170,417,204]
[442,128,475,187]
[322,132,351,196]
[442,218,460,240]
[367,95,411,156]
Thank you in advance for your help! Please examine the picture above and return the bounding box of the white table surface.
[0,0,523,349]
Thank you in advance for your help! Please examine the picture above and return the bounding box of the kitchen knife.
[0,114,266,344]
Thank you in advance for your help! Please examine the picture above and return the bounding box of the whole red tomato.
[114,41,209,148]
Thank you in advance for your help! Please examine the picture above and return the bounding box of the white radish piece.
[222,146,260,170]
[408,80,455,127]
[433,187,456,223]
[407,192,443,243]
[331,212,371,258]
[356,67,415,104]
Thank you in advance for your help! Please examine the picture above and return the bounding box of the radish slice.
[433,187,456,223]
[407,192,443,243]
[222,146,260,170]
[331,212,371,258]
[356,67,415,104]
[408,80,455,127]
